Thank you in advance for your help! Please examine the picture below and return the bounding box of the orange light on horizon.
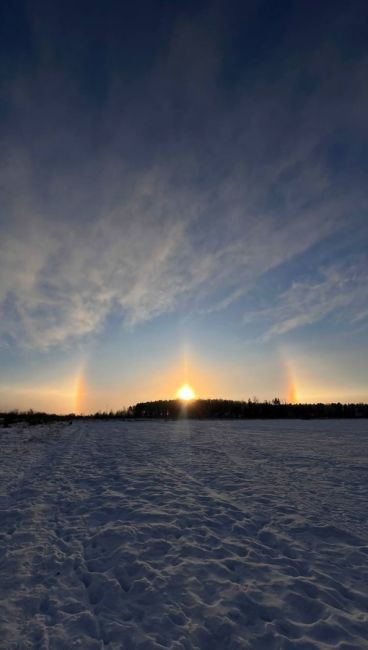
[177,384,196,401]
[75,370,88,414]
[288,380,298,404]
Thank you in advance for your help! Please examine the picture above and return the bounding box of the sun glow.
[177,384,195,401]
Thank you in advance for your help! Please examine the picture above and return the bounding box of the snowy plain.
[0,419,367,649]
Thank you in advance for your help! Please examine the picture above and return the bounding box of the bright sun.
[177,384,195,401]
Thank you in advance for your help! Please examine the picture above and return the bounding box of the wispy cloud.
[244,256,368,340]
[0,4,367,349]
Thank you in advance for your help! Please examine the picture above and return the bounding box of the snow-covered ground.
[0,419,367,649]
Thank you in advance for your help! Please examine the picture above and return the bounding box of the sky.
[0,0,367,413]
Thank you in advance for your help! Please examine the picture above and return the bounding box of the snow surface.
[0,419,368,649]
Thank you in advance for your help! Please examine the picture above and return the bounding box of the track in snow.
[0,419,368,649]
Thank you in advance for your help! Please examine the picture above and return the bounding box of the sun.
[177,384,195,401]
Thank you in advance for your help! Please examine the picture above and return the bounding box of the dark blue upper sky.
[0,0,367,411]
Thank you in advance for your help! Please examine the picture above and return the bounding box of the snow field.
[0,419,367,648]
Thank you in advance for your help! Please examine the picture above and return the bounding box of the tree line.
[1,398,368,426]
[130,398,368,419]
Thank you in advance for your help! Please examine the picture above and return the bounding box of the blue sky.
[0,0,367,412]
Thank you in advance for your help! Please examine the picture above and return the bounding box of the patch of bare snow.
[0,419,367,648]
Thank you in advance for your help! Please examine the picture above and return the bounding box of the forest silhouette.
[1,398,368,427]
